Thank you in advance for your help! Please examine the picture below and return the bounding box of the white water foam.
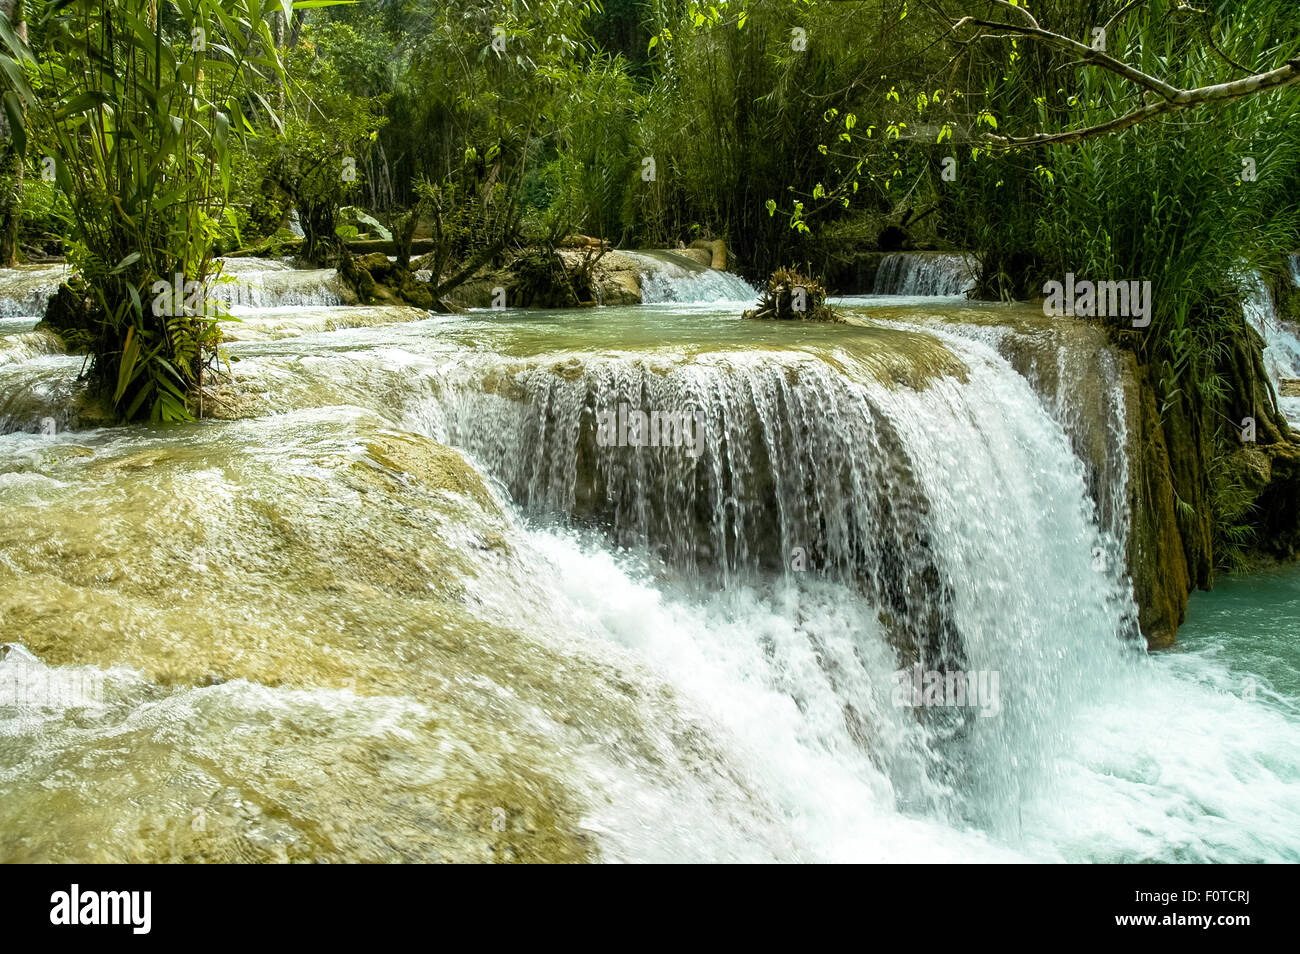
[622,250,758,304]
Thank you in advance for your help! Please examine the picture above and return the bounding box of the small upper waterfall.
[0,264,69,319]
[0,260,347,434]
[212,258,345,309]
[621,250,758,303]
[1242,271,1300,425]
[0,259,343,322]
[873,253,977,297]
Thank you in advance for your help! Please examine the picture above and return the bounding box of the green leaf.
[0,55,34,106]
[55,90,112,121]
[110,252,141,275]
[0,15,36,65]
[114,326,141,405]
[2,91,25,155]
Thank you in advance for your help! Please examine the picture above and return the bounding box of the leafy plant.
[0,0,310,421]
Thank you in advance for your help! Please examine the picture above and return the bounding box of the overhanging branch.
[948,8,1300,149]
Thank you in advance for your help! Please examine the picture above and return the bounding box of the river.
[0,257,1296,862]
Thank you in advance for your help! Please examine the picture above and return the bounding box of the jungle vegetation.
[0,0,1297,538]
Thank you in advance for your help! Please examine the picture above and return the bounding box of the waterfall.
[900,318,1134,582]
[1242,270,1300,425]
[0,265,69,319]
[873,253,977,297]
[3,259,1299,862]
[621,250,758,304]
[0,260,343,322]
[0,259,347,433]
[406,331,1143,832]
[212,259,345,309]
[0,329,64,368]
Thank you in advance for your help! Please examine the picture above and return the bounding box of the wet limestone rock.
[563,248,642,306]
[674,246,714,268]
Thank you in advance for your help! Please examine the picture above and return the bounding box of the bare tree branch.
[948,8,1300,149]
[950,16,1183,99]
[990,58,1300,148]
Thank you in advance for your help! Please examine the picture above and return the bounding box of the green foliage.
[636,0,937,274]
[263,26,387,264]
[1209,449,1260,573]
[945,0,1300,381]
[16,162,69,238]
[0,0,299,422]
[551,57,642,243]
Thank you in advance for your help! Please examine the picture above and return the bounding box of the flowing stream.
[1,257,1297,862]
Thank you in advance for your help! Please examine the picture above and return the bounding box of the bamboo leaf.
[110,252,141,274]
[55,90,112,121]
[0,16,36,64]
[114,326,140,404]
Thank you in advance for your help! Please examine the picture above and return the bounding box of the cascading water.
[875,313,1135,589]
[873,252,978,297]
[407,324,1156,834]
[1242,270,1300,425]
[212,257,346,309]
[621,250,758,304]
[1,261,1298,862]
[0,264,69,319]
